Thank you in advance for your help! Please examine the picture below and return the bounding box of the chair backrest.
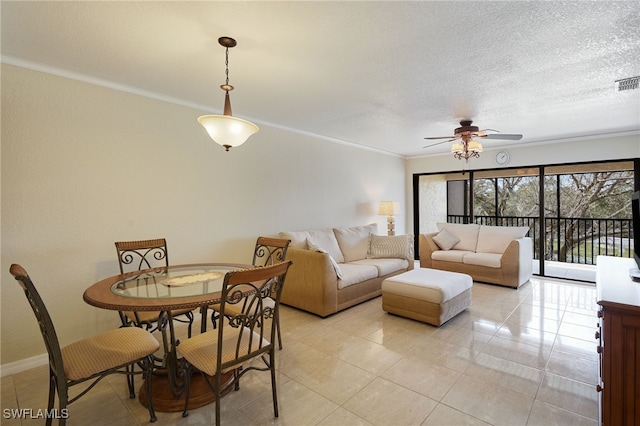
[9,264,66,389]
[115,238,168,274]
[252,237,291,267]
[217,260,292,372]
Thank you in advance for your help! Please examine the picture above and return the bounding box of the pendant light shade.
[197,114,259,151]
[199,36,258,151]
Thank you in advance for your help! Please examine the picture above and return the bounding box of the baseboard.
[0,353,48,377]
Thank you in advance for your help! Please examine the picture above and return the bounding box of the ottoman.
[382,268,472,326]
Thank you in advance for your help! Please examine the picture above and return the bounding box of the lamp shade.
[198,114,259,151]
[451,142,464,153]
[468,140,483,153]
[378,201,401,216]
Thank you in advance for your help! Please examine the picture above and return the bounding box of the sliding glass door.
[415,160,636,282]
[542,163,634,280]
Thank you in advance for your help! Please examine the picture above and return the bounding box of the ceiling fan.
[423,119,523,162]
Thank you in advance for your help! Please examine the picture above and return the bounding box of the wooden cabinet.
[596,256,640,426]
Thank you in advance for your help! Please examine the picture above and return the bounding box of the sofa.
[419,223,533,288]
[278,224,414,317]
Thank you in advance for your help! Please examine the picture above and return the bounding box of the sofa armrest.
[281,248,338,317]
[501,237,533,286]
[406,254,415,270]
[419,233,439,268]
[402,234,415,270]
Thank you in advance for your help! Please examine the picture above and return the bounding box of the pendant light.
[198,37,259,151]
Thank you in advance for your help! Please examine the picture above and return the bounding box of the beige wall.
[1,64,407,368]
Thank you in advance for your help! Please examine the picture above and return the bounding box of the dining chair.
[209,237,290,349]
[252,236,291,267]
[9,264,159,425]
[178,260,292,424]
[115,238,195,338]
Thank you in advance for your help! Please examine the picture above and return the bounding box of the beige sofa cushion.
[369,234,413,259]
[432,250,473,263]
[307,228,345,263]
[436,223,480,252]
[334,224,377,262]
[337,263,378,289]
[476,225,529,254]
[350,258,409,276]
[462,252,503,268]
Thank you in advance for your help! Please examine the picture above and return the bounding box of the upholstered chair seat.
[61,327,159,381]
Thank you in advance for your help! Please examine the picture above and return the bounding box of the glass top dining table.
[83,262,251,412]
[83,263,250,312]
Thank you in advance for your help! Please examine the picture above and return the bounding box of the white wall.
[405,135,640,234]
[0,64,406,368]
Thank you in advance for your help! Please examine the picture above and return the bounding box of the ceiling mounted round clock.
[495,151,510,165]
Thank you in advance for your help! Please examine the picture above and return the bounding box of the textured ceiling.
[2,1,639,157]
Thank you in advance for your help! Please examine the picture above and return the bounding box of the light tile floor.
[1,276,599,425]
[533,260,597,283]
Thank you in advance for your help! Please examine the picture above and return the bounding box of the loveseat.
[278,224,414,317]
[419,223,533,288]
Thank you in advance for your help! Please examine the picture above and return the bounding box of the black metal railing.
[446,215,634,265]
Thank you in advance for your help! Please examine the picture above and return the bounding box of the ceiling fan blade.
[477,129,499,136]
[424,135,456,140]
[482,133,523,140]
[423,139,454,149]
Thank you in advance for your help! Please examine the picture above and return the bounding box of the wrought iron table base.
[139,369,235,412]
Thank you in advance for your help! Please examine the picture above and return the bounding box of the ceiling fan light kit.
[467,140,483,153]
[198,36,259,151]
[424,119,522,163]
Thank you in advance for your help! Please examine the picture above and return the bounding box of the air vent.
[615,76,639,91]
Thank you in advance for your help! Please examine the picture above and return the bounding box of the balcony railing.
[446,215,634,265]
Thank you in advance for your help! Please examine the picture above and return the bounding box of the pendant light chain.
[225,46,230,87]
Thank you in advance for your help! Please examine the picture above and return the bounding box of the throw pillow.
[333,223,377,262]
[369,234,413,259]
[307,229,345,263]
[432,228,460,251]
[307,238,344,279]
